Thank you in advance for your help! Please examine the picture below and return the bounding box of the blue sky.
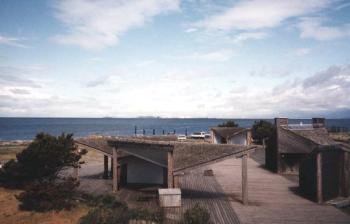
[0,0,350,118]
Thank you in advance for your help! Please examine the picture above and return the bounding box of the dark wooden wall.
[299,148,344,202]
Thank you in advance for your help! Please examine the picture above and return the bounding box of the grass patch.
[0,187,89,224]
[0,144,28,161]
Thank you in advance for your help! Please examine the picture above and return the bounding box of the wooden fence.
[128,220,157,224]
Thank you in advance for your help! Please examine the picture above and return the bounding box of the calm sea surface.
[0,118,349,141]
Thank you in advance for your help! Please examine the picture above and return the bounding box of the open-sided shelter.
[210,127,252,145]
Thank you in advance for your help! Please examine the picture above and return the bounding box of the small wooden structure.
[300,145,350,203]
[158,188,181,207]
[211,127,252,145]
[266,117,350,203]
[270,117,336,175]
[75,136,256,205]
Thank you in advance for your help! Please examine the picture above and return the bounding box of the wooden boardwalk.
[207,151,350,224]
[164,169,240,223]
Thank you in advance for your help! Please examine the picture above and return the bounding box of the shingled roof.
[173,142,254,171]
[107,137,255,171]
[289,128,336,145]
[211,127,248,139]
[75,137,113,155]
[278,126,337,154]
[75,135,177,156]
[77,136,255,172]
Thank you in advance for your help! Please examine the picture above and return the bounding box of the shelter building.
[210,127,252,145]
[75,136,256,205]
[266,117,350,203]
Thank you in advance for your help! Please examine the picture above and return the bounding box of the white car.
[191,132,207,139]
[177,135,187,141]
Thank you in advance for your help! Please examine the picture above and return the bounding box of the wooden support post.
[343,151,349,197]
[242,154,248,205]
[103,155,108,179]
[246,130,252,146]
[174,175,179,188]
[167,151,174,188]
[110,157,113,177]
[73,166,79,181]
[112,148,118,192]
[316,152,323,203]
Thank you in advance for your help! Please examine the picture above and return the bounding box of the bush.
[182,203,210,224]
[251,120,275,144]
[79,204,129,224]
[16,177,79,212]
[0,132,86,212]
[218,120,238,127]
[0,159,23,188]
[0,132,86,187]
[128,208,164,223]
[79,195,163,224]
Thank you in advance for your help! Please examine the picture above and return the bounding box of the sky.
[0,0,350,118]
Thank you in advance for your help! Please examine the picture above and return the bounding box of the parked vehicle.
[191,132,207,139]
[177,135,187,141]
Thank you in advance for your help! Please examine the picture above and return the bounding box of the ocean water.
[0,117,349,141]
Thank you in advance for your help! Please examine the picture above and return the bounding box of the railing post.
[113,147,118,192]
[103,155,109,179]
[242,154,248,205]
[316,152,323,203]
[167,151,174,188]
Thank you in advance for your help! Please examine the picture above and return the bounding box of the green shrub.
[182,203,210,224]
[251,120,275,144]
[0,132,86,187]
[218,120,238,127]
[79,195,163,224]
[128,208,164,223]
[16,177,79,212]
[0,159,23,188]
[79,204,129,224]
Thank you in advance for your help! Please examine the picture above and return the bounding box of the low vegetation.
[181,203,211,224]
[79,195,163,224]
[217,120,239,127]
[0,186,89,224]
[251,120,275,144]
[16,178,79,212]
[0,133,86,212]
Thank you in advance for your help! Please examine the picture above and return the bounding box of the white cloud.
[136,59,157,67]
[185,28,197,33]
[195,0,331,31]
[1,63,349,118]
[294,47,311,56]
[52,0,180,50]
[223,64,350,117]
[189,49,234,62]
[298,17,350,40]
[0,35,28,48]
[232,31,267,43]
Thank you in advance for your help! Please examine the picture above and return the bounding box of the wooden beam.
[242,154,248,205]
[246,130,252,146]
[167,151,174,188]
[343,151,349,197]
[112,147,118,192]
[316,152,323,203]
[103,155,108,179]
[110,157,113,177]
[73,167,79,180]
